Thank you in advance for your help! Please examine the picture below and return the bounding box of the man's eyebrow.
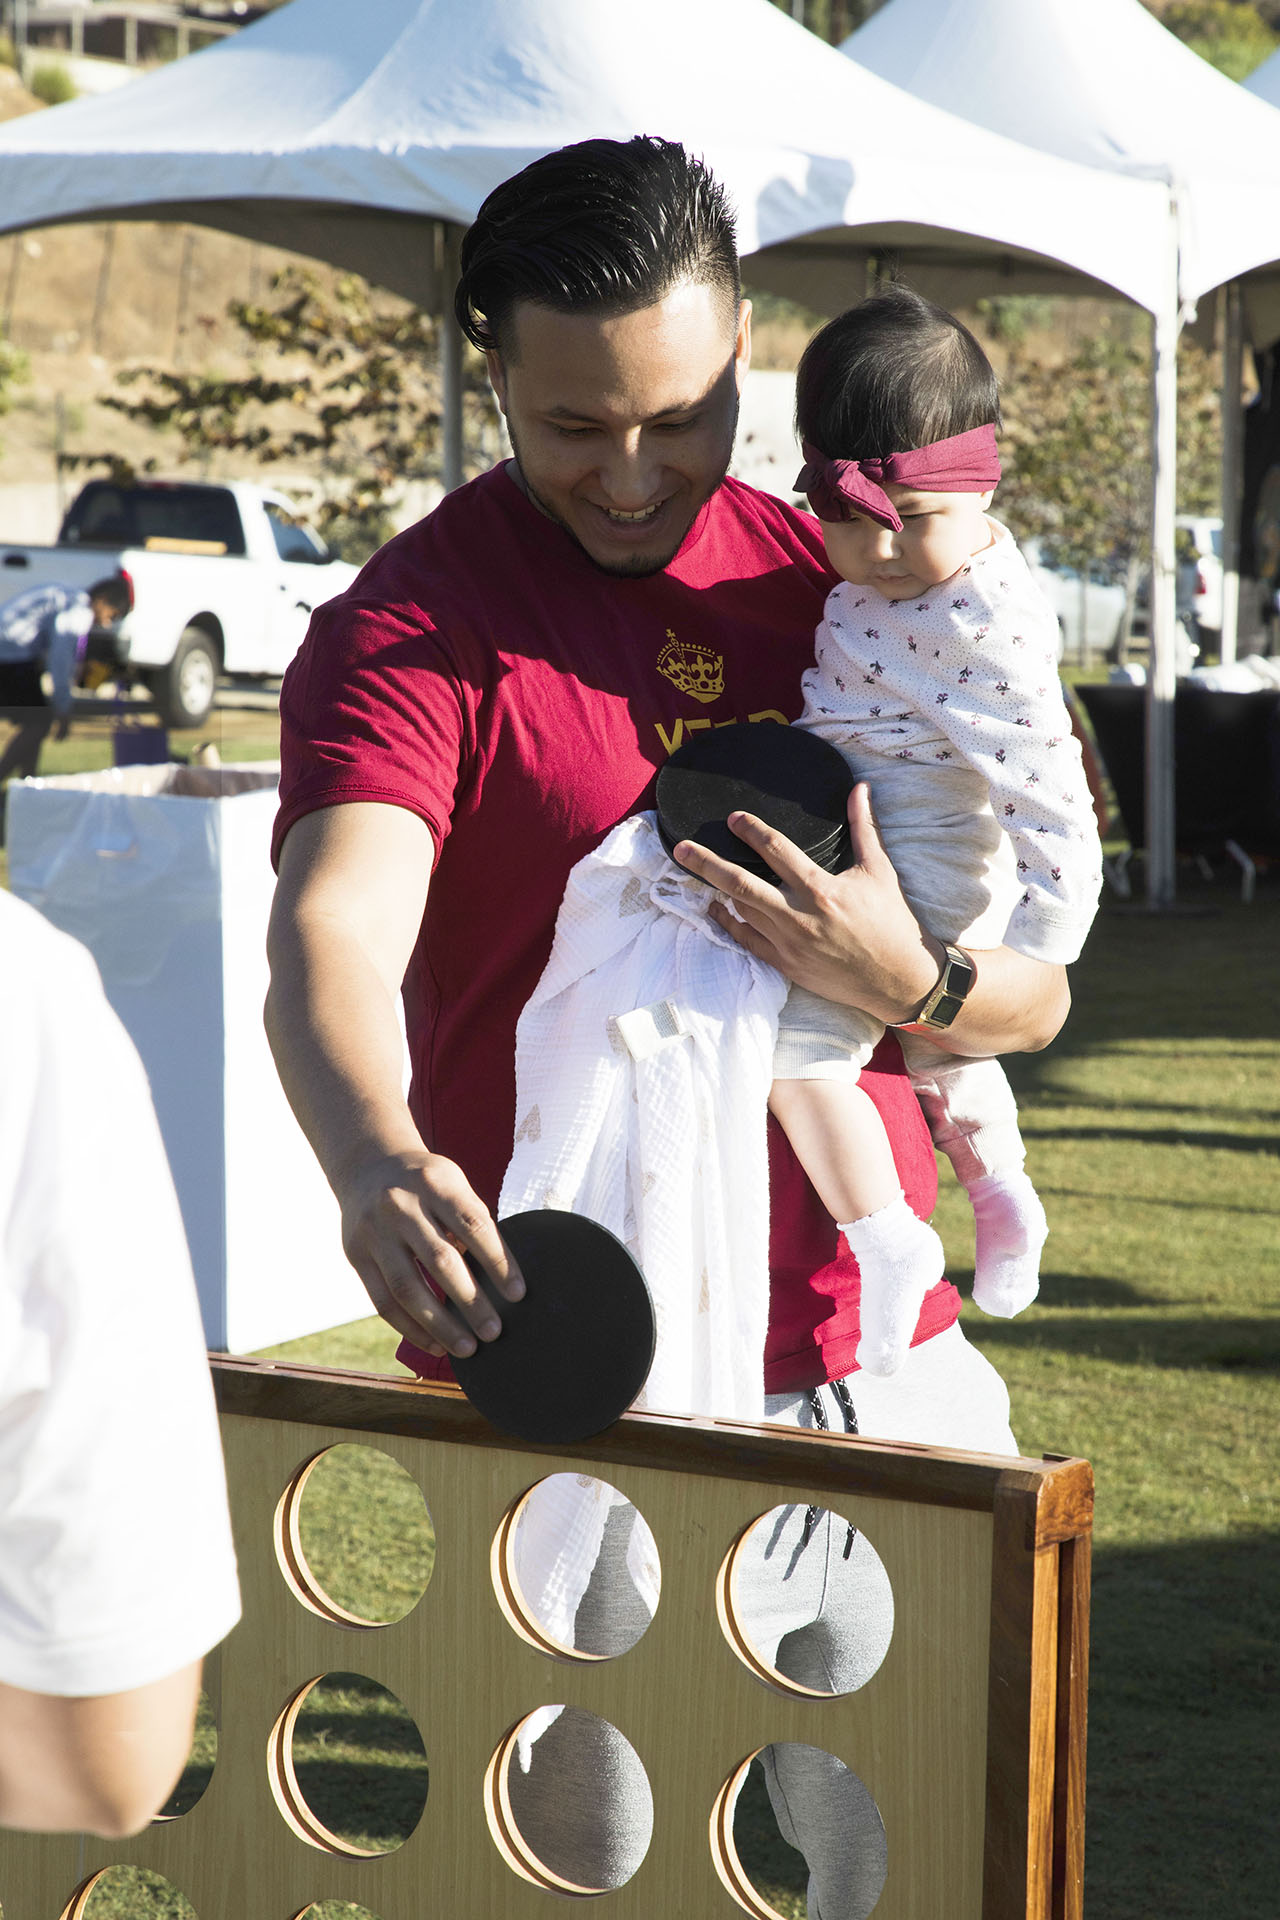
[543,398,709,423]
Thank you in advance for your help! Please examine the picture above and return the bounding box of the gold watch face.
[920,948,974,1028]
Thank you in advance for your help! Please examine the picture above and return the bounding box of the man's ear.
[485,348,508,414]
[734,298,753,395]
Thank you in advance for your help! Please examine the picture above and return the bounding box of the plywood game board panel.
[0,1358,1091,1920]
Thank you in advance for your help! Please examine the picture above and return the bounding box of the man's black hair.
[455,136,741,356]
[795,285,1001,460]
[87,575,130,620]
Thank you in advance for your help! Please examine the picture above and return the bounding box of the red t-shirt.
[273,465,960,1392]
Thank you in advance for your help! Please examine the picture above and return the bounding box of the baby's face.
[820,482,994,602]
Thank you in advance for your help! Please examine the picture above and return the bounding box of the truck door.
[263,503,340,671]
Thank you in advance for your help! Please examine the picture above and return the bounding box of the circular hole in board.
[289,1906,387,1920]
[492,1474,661,1661]
[274,1443,434,1627]
[266,1671,428,1858]
[59,1867,200,1920]
[484,1705,653,1895]
[716,1504,893,1698]
[711,1746,887,1920]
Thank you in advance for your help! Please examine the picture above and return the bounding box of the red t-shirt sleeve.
[271,573,474,871]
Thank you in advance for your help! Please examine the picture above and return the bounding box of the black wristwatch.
[894,943,977,1032]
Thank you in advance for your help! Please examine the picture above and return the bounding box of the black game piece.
[451,1211,656,1445]
[655,720,855,883]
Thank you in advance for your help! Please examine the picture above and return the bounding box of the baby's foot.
[969,1170,1048,1318]
[842,1196,946,1377]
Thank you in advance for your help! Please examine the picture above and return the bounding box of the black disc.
[451,1211,656,1445]
[655,720,854,883]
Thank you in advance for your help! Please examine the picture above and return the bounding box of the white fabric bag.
[500,811,788,1426]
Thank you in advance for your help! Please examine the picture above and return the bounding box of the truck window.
[61,483,247,556]
[264,502,329,565]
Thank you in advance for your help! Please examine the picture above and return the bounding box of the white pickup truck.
[0,478,361,727]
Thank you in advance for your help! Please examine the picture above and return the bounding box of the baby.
[766,285,1102,1372]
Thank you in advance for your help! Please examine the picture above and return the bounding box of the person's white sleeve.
[0,895,241,1696]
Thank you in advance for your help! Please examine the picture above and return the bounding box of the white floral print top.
[797,522,1102,964]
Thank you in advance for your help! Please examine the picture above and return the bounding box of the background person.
[0,576,130,794]
[0,890,241,1836]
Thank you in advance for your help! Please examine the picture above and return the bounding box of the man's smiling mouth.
[602,504,662,524]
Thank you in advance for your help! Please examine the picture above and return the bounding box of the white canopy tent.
[0,0,1170,303]
[844,0,1280,906]
[0,0,1176,865]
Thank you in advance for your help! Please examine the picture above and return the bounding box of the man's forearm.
[264,908,421,1197]
[899,944,1071,1058]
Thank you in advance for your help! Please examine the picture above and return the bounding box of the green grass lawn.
[1,700,1276,1916]
[34,697,282,777]
[255,868,1280,1920]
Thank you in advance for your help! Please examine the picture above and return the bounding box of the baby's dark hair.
[795,285,1000,460]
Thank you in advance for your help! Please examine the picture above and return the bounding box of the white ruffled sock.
[842,1195,946,1379]
[968,1169,1048,1318]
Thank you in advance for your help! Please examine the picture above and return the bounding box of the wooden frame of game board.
[0,1356,1091,1920]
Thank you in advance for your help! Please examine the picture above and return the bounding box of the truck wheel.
[154,628,219,729]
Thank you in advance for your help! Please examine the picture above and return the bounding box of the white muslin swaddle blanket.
[500,812,787,1756]
[500,811,788,1425]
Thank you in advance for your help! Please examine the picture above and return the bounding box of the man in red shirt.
[266,136,1068,1913]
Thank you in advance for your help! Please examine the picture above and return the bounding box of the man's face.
[486,281,751,577]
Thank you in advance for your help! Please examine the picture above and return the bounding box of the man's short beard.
[504,410,738,579]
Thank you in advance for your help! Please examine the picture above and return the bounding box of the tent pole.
[1146,258,1180,909]
[440,220,464,494]
[1219,280,1244,666]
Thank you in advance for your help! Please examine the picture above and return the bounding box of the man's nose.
[598,432,661,508]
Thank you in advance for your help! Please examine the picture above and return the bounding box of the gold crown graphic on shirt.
[657,630,724,705]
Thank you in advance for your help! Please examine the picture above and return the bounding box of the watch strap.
[893,943,976,1032]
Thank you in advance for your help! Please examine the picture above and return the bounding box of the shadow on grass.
[1028,1122,1280,1155]
[1086,1532,1279,1920]
[291,1754,428,1853]
[1035,1186,1280,1221]
[288,1674,428,1854]
[1012,1271,1165,1309]
[965,1311,1280,1372]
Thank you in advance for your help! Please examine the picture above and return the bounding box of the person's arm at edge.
[0,1662,201,1838]
[265,801,523,1358]
[673,782,1070,1056]
[45,604,80,725]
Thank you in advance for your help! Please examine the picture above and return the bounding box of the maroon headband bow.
[794,424,1001,531]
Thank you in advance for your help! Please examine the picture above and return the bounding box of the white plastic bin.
[7,764,374,1352]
